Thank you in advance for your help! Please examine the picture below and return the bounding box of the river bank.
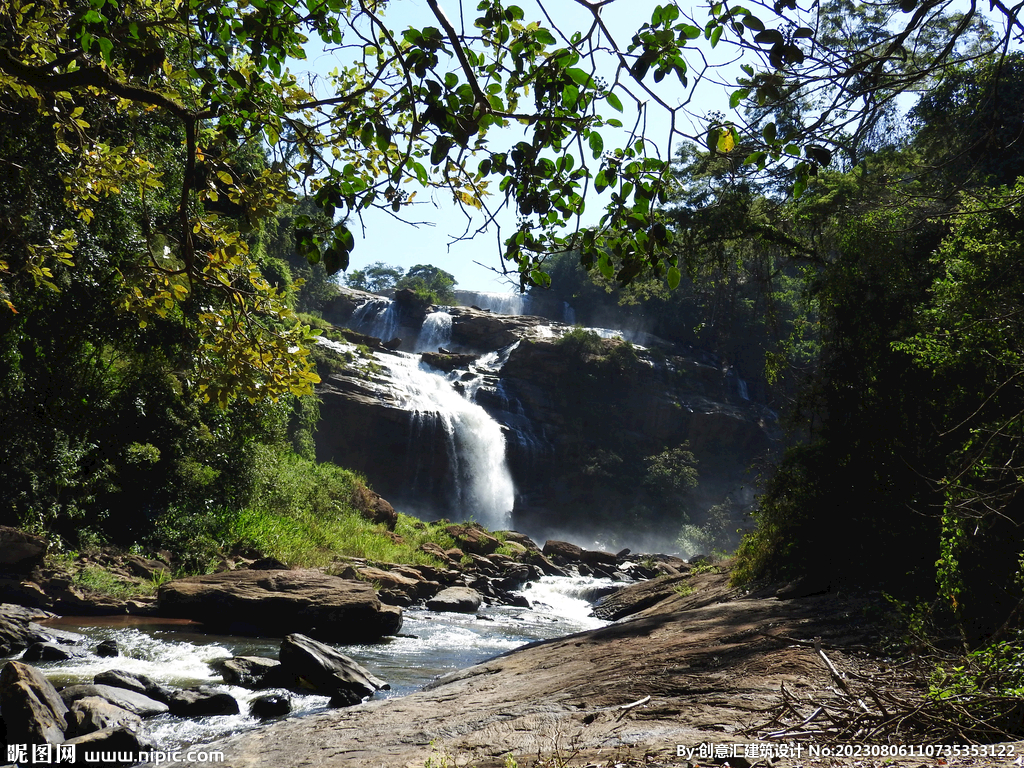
[156,570,1023,768]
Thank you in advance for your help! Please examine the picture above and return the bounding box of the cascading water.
[320,337,514,530]
[454,290,533,316]
[350,299,401,342]
[415,310,452,352]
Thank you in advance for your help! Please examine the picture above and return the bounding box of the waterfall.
[737,377,750,401]
[455,290,533,316]
[365,349,515,530]
[562,301,576,325]
[350,299,401,341]
[415,311,452,352]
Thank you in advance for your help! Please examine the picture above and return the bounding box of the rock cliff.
[314,287,779,550]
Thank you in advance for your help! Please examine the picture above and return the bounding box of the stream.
[19,575,614,752]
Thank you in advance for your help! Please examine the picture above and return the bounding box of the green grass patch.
[73,565,155,599]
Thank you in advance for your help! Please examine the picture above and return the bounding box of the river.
[23,575,614,752]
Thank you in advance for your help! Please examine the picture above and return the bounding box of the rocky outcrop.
[0,660,69,744]
[213,657,292,689]
[0,604,60,655]
[279,633,389,703]
[314,288,779,549]
[0,526,47,573]
[425,586,483,613]
[65,697,142,738]
[60,684,169,718]
[159,574,897,768]
[156,569,403,643]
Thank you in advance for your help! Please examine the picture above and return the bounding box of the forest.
[3,0,1024,720]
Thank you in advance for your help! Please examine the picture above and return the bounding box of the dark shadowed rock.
[163,688,239,717]
[249,694,291,719]
[60,685,168,718]
[498,531,541,552]
[0,604,59,656]
[425,587,482,613]
[212,656,295,689]
[279,633,388,701]
[592,572,694,621]
[156,569,403,643]
[22,642,85,662]
[420,351,477,371]
[94,639,119,658]
[65,697,142,738]
[0,660,68,744]
[0,527,47,573]
[541,540,583,564]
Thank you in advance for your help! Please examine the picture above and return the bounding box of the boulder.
[163,688,239,717]
[279,633,388,701]
[0,604,58,656]
[212,656,294,690]
[249,694,291,719]
[63,726,155,766]
[92,670,166,702]
[592,573,693,621]
[446,524,501,556]
[94,639,119,658]
[420,352,477,371]
[425,587,483,614]
[498,531,541,552]
[579,548,618,567]
[350,486,398,530]
[0,660,68,744]
[355,567,424,604]
[59,684,169,718]
[157,569,403,643]
[22,642,85,663]
[65,697,142,738]
[0,527,47,573]
[542,540,583,564]
[520,550,567,577]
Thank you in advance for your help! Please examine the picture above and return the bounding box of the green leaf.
[563,83,580,107]
[667,265,681,289]
[567,68,591,86]
[605,92,624,112]
[762,122,777,144]
[729,88,749,109]
[710,25,723,47]
[589,131,604,159]
[706,127,721,153]
[431,136,453,166]
[753,29,784,45]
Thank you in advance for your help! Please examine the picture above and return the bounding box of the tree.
[2,0,1014,409]
[395,264,458,305]
[346,262,406,295]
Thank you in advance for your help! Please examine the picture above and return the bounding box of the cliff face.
[314,288,778,549]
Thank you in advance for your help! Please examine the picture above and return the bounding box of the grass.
[231,507,458,568]
[72,565,156,599]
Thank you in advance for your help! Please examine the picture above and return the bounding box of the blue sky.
[297,0,743,292]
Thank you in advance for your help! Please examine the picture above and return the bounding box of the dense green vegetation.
[530,52,1024,652]
[346,262,459,305]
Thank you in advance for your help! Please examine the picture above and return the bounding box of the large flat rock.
[157,569,402,643]
[160,573,939,768]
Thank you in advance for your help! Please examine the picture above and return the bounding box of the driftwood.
[744,639,1024,746]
